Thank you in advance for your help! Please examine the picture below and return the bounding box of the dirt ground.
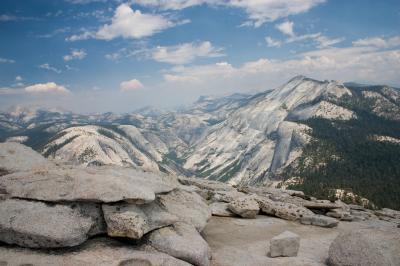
[202,215,386,266]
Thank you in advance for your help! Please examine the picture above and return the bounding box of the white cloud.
[315,36,345,48]
[96,4,176,40]
[276,21,295,37]
[135,0,207,10]
[0,15,18,21]
[72,10,107,21]
[120,79,144,92]
[0,57,15,63]
[164,74,200,83]
[104,41,223,64]
[271,18,345,49]
[67,4,186,41]
[265,37,282,47]
[65,30,95,42]
[38,63,62,74]
[135,0,325,27]
[353,36,400,48]
[1,82,70,95]
[25,82,70,94]
[63,49,87,61]
[286,32,321,43]
[152,41,224,65]
[38,27,71,39]
[162,45,400,91]
[230,0,326,27]
[275,25,344,49]
[15,76,22,81]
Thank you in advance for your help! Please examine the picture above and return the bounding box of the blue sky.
[1,0,400,113]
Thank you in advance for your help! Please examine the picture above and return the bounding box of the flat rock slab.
[158,189,211,231]
[148,222,211,266]
[239,186,305,198]
[303,201,341,210]
[270,231,300,257]
[300,215,339,228]
[210,190,247,203]
[0,166,177,203]
[210,202,237,217]
[0,142,55,174]
[102,201,179,239]
[326,209,353,221]
[258,197,314,221]
[228,196,260,218]
[178,177,236,192]
[375,208,400,219]
[0,237,191,266]
[0,199,104,248]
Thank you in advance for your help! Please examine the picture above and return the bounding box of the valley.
[1,76,399,209]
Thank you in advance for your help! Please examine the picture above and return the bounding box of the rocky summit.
[0,142,399,266]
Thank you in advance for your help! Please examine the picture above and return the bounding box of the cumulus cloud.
[66,4,186,41]
[120,79,144,92]
[152,41,224,65]
[0,57,15,63]
[276,21,295,37]
[63,49,87,61]
[38,63,62,74]
[353,36,400,49]
[0,82,70,95]
[25,82,70,94]
[135,0,325,27]
[96,4,176,40]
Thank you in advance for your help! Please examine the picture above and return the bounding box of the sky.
[0,0,400,113]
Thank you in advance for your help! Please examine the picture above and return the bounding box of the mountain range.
[1,76,399,209]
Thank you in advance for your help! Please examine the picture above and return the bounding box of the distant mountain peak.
[288,75,307,82]
[271,76,349,105]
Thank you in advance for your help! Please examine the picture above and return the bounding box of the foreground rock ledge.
[0,237,191,266]
[0,199,105,248]
[0,166,178,203]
